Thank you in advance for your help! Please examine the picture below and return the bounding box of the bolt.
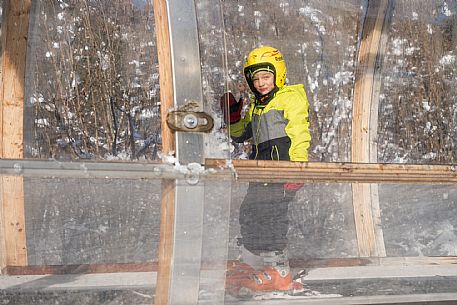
[183,114,198,129]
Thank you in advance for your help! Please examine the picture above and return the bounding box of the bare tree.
[26,0,161,160]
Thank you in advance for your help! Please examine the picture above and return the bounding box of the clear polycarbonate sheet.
[0,159,232,304]
[226,182,358,261]
[377,1,457,164]
[220,183,457,304]
[25,0,162,161]
[24,0,232,164]
[2,0,457,303]
[169,179,230,305]
[25,176,161,265]
[196,0,363,162]
[380,184,457,257]
[3,162,457,303]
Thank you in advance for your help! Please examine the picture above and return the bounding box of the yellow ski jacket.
[230,84,311,162]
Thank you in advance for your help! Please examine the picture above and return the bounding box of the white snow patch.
[333,71,353,86]
[440,54,456,66]
[140,109,154,119]
[405,47,418,56]
[299,6,326,34]
[30,95,45,105]
[160,151,177,164]
[97,51,110,71]
[391,38,407,56]
[422,101,431,112]
[129,60,141,67]
[422,151,437,160]
[442,2,453,16]
[35,118,49,127]
[59,0,69,9]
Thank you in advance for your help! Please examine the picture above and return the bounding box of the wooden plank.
[373,256,457,266]
[155,179,175,305]
[0,2,3,157]
[153,0,175,157]
[4,262,158,276]
[2,176,26,267]
[153,0,176,304]
[352,0,390,163]
[3,158,457,184]
[205,159,457,184]
[6,256,457,276]
[368,2,393,258]
[370,184,386,256]
[352,0,391,257]
[0,0,4,269]
[0,0,31,270]
[352,183,377,257]
[1,0,30,158]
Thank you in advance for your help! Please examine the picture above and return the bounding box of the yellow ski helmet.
[243,46,287,95]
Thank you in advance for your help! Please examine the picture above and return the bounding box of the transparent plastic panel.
[25,177,161,265]
[194,179,358,304]
[186,179,457,303]
[0,161,161,304]
[0,160,232,304]
[3,162,457,304]
[377,1,457,164]
[3,0,457,304]
[196,0,363,162]
[380,184,457,257]
[25,0,161,160]
[227,182,358,261]
[220,183,457,303]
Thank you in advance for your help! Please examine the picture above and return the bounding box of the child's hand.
[220,92,243,124]
[284,182,304,191]
[283,182,304,197]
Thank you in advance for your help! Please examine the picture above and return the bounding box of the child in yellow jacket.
[221,46,311,295]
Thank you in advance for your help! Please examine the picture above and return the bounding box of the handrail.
[205,159,457,184]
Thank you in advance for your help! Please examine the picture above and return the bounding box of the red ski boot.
[225,260,256,296]
[237,265,294,295]
[227,264,304,298]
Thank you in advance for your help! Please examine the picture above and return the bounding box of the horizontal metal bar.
[0,158,227,181]
[3,158,457,184]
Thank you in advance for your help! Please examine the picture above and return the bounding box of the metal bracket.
[166,102,214,133]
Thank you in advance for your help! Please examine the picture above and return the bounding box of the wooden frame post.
[0,0,31,271]
[352,0,392,257]
[153,0,176,304]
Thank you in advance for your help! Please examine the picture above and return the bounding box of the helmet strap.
[254,86,278,106]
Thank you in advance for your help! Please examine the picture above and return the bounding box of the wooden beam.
[352,0,391,257]
[4,262,158,276]
[0,0,4,271]
[153,0,176,304]
[352,0,390,163]
[0,0,31,270]
[5,256,457,276]
[154,0,175,157]
[205,159,457,184]
[352,183,377,257]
